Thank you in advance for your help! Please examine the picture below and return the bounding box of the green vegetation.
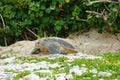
[9,52,120,80]
[0,0,120,45]
[14,70,31,80]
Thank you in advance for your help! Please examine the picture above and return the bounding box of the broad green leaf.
[40,5,46,10]
[55,25,62,31]
[41,17,49,23]
[45,8,51,13]
[39,12,44,17]
[59,0,65,5]
[50,0,56,10]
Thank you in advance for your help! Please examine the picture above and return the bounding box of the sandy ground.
[68,29,120,54]
[0,29,119,80]
[0,29,120,55]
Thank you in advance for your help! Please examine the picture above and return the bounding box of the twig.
[87,0,119,6]
[76,19,87,22]
[0,14,7,47]
[26,27,40,39]
[104,2,111,12]
[86,10,103,16]
[71,17,87,22]
[24,32,28,40]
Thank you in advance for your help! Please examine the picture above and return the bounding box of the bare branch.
[0,14,7,47]
[76,19,87,22]
[0,14,5,27]
[86,10,111,30]
[86,10,103,16]
[104,2,111,12]
[86,0,120,32]
[87,0,119,6]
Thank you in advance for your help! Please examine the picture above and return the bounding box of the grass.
[2,52,120,80]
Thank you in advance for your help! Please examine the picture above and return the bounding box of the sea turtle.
[31,37,78,55]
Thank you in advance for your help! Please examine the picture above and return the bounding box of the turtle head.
[31,41,42,54]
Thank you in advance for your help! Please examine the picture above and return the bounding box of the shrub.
[0,0,120,46]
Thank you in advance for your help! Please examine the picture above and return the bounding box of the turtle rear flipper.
[61,45,78,54]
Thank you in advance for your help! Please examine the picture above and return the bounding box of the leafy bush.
[0,0,120,46]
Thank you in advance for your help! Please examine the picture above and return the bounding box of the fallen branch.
[26,27,40,39]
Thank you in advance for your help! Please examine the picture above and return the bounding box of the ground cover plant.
[0,52,120,80]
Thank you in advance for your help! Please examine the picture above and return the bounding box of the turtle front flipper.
[47,43,67,55]
[31,48,41,54]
